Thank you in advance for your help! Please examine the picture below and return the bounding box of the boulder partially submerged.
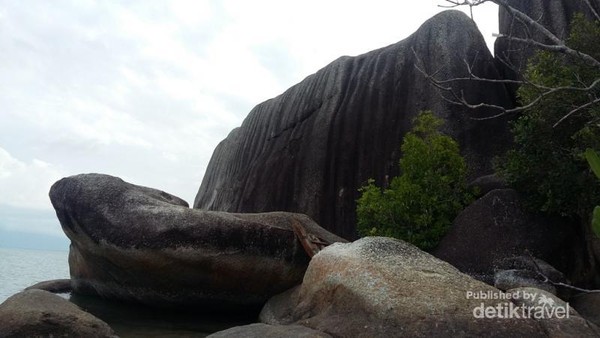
[49,173,345,309]
[0,290,116,338]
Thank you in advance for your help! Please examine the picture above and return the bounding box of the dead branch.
[424,1,600,125]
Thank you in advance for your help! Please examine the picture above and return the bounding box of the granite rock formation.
[495,0,600,88]
[259,237,546,337]
[194,10,513,239]
[433,189,578,283]
[49,174,344,309]
[0,290,116,338]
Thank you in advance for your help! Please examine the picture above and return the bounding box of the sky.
[0,0,498,251]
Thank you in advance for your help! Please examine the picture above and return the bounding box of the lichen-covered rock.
[0,290,116,338]
[260,237,544,337]
[49,174,345,309]
[194,10,512,239]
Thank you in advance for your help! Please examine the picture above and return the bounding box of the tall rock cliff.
[495,0,600,85]
[194,10,513,239]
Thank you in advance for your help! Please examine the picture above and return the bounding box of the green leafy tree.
[356,111,472,251]
[498,14,600,221]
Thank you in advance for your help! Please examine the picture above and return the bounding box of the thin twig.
[528,253,600,294]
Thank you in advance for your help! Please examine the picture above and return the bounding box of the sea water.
[0,246,257,337]
[0,246,69,302]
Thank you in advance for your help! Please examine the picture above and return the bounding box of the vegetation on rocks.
[356,111,472,250]
[497,14,600,222]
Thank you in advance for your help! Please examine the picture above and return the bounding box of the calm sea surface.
[0,246,257,337]
[0,247,69,302]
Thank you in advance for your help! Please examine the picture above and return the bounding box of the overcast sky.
[0,0,498,250]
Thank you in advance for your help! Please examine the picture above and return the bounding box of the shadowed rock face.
[495,0,600,85]
[49,174,345,309]
[194,10,513,239]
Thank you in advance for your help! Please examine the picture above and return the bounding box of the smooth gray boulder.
[49,173,345,309]
[0,289,116,338]
[260,237,544,337]
[194,10,513,239]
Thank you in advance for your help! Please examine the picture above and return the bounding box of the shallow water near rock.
[0,247,69,302]
[67,293,259,337]
[0,247,258,337]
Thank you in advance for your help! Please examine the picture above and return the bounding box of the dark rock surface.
[207,323,331,338]
[572,293,600,327]
[0,289,116,338]
[49,173,345,309]
[433,189,579,282]
[508,287,600,337]
[494,269,556,295]
[261,237,545,337]
[25,279,72,294]
[468,174,508,197]
[194,10,513,239]
[495,0,600,87]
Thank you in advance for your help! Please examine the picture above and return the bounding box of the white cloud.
[0,147,64,210]
[0,0,499,242]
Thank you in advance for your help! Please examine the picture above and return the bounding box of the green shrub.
[497,14,600,220]
[356,111,472,251]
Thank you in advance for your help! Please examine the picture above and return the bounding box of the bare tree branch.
[528,253,600,294]
[428,0,600,125]
[412,45,600,122]
[583,0,600,22]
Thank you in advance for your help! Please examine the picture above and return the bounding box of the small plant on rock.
[356,111,472,251]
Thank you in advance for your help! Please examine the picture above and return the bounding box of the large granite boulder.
[0,290,116,338]
[507,287,600,337]
[434,189,579,283]
[572,293,600,327]
[260,237,546,337]
[194,10,513,239]
[49,173,345,309]
[495,0,600,87]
